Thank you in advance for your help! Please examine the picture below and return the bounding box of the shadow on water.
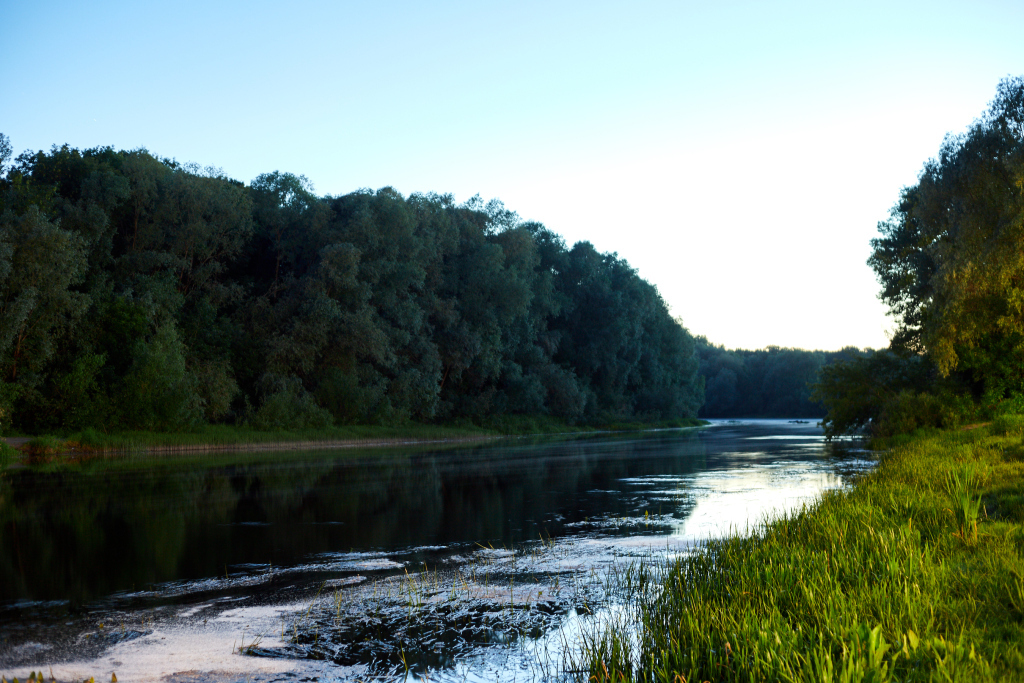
[0,420,874,679]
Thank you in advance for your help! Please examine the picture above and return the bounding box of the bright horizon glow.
[3,1,1023,351]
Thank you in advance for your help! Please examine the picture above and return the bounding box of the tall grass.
[43,423,504,456]
[581,426,1024,682]
[16,416,705,457]
[0,439,16,468]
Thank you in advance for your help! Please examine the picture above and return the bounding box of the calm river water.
[0,420,870,681]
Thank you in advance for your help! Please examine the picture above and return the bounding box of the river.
[0,419,871,681]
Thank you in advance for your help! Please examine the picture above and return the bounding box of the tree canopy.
[696,339,859,419]
[0,138,703,433]
[869,76,1024,397]
[817,76,1024,437]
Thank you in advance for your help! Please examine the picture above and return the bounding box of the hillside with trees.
[0,140,703,435]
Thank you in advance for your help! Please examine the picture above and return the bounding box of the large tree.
[869,76,1024,398]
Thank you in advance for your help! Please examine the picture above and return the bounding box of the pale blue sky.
[3,1,1023,350]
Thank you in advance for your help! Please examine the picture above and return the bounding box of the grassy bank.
[1,416,706,461]
[583,417,1024,682]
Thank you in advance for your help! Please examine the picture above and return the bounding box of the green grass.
[580,425,1024,682]
[24,435,70,455]
[58,423,500,453]
[6,416,706,457]
[0,439,16,469]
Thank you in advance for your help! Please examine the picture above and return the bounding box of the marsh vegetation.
[580,421,1024,682]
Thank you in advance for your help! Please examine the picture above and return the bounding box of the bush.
[992,393,1024,418]
[25,435,68,455]
[873,390,975,438]
[74,427,105,449]
[813,350,934,438]
[0,382,21,435]
[192,358,239,422]
[252,376,334,430]
[315,367,385,424]
[119,323,203,430]
[992,414,1024,438]
[0,440,17,468]
[874,391,942,437]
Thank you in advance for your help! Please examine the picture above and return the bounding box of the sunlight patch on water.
[671,466,844,541]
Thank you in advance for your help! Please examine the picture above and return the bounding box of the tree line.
[0,139,704,434]
[815,76,1024,437]
[697,340,866,418]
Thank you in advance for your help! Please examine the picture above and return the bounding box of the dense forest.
[815,76,1024,437]
[696,340,865,418]
[0,136,705,435]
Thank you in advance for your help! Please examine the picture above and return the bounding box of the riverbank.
[584,417,1024,681]
[0,417,706,464]
[0,420,836,681]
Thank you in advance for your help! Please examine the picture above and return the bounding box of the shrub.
[315,367,385,424]
[252,376,334,430]
[119,323,203,430]
[874,390,975,438]
[0,440,16,468]
[0,382,22,435]
[992,414,1024,438]
[75,427,105,449]
[25,435,67,455]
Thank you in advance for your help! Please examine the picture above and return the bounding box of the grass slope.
[585,417,1024,682]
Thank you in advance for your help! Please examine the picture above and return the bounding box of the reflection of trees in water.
[0,434,708,604]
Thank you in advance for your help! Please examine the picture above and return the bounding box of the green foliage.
[993,413,1024,437]
[24,435,67,455]
[581,427,1024,681]
[58,422,504,453]
[0,439,16,468]
[51,352,107,429]
[0,133,11,176]
[0,137,703,435]
[0,205,89,385]
[191,358,239,422]
[251,376,334,430]
[869,76,1024,397]
[813,349,977,438]
[73,427,105,448]
[120,322,202,430]
[0,381,20,435]
[813,76,1024,438]
[697,339,858,418]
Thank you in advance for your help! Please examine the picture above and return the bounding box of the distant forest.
[0,138,706,434]
[696,340,866,418]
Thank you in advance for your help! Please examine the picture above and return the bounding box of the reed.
[580,425,1024,682]
[0,439,16,468]
[10,416,705,460]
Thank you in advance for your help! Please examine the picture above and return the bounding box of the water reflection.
[0,420,872,679]
[2,433,710,605]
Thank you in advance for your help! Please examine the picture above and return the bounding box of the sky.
[2,0,1023,351]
